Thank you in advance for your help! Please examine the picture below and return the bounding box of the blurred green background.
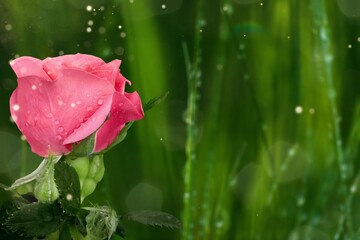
[1,0,360,239]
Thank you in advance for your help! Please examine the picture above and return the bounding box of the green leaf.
[122,210,182,230]
[5,201,66,238]
[143,91,169,112]
[54,161,81,215]
[0,197,32,239]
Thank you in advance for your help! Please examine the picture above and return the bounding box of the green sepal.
[54,161,81,215]
[121,210,182,230]
[99,92,169,154]
[69,132,97,159]
[4,201,66,238]
[34,156,60,202]
[142,91,169,112]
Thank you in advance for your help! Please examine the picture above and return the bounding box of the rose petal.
[10,68,115,157]
[63,95,112,144]
[10,57,51,81]
[94,91,144,152]
[42,53,105,80]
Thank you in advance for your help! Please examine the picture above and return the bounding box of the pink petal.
[10,69,115,157]
[94,91,144,152]
[10,57,51,81]
[63,95,112,144]
[42,53,105,80]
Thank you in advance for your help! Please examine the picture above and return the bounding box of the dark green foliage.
[54,160,81,215]
[122,210,182,230]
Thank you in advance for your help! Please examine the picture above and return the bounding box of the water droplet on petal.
[20,67,27,74]
[12,104,20,111]
[56,135,63,141]
[57,127,64,133]
[70,102,76,108]
[97,99,104,105]
[31,85,37,90]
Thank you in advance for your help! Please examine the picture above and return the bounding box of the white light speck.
[160,138,163,141]
[58,100,63,106]
[12,104,20,111]
[5,23,12,31]
[348,44,352,48]
[129,0,134,3]
[118,25,122,29]
[31,85,37,90]
[70,103,76,108]
[260,2,263,5]
[120,32,126,38]
[86,5,93,12]
[309,108,315,114]
[20,135,26,141]
[66,193,73,201]
[88,20,94,26]
[161,4,166,9]
[86,27,92,33]
[358,37,360,42]
[295,106,303,114]
[351,185,357,193]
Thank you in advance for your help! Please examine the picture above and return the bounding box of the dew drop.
[66,194,73,201]
[12,104,20,111]
[70,102,76,108]
[57,127,64,133]
[86,27,92,33]
[56,135,63,141]
[54,120,60,125]
[31,85,37,90]
[97,99,104,105]
[161,4,166,9]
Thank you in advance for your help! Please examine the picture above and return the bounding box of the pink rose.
[9,53,144,157]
